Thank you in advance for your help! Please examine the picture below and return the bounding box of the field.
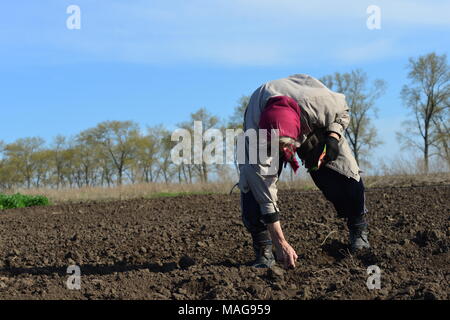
[0,184,449,300]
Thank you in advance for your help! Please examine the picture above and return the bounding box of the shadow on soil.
[321,239,349,262]
[0,261,183,277]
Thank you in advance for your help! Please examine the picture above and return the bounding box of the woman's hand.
[267,221,298,269]
[273,239,298,269]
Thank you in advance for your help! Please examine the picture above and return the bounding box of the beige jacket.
[238,74,360,215]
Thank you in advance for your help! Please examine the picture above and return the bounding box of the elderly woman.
[238,74,370,269]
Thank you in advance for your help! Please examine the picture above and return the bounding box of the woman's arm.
[267,221,298,268]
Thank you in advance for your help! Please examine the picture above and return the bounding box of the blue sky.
[0,0,449,169]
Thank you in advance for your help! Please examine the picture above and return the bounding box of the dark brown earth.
[0,185,449,300]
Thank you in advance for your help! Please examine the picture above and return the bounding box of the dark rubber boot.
[349,225,370,251]
[251,243,275,268]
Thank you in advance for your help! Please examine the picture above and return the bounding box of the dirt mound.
[0,185,449,300]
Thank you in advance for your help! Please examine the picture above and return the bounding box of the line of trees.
[0,52,448,191]
[0,110,235,190]
[0,122,169,189]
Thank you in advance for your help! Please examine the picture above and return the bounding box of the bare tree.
[3,137,45,188]
[75,129,104,187]
[33,149,53,188]
[179,108,220,183]
[134,127,159,183]
[90,121,140,185]
[0,140,12,190]
[397,52,450,173]
[432,107,450,167]
[51,135,69,189]
[228,95,249,129]
[321,69,386,167]
[225,95,249,177]
[150,125,175,184]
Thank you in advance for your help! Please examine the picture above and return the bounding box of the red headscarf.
[259,96,301,173]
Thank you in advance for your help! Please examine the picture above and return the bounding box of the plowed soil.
[0,185,449,300]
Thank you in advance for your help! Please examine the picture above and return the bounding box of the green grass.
[0,193,51,210]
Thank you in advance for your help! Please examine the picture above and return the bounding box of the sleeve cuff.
[327,123,344,137]
[261,212,280,224]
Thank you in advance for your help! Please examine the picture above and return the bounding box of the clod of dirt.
[139,247,147,254]
[152,293,169,300]
[156,287,172,297]
[288,283,297,290]
[246,284,264,295]
[413,229,444,247]
[179,256,196,269]
[172,293,185,300]
[420,283,445,300]
[196,241,208,248]
[267,266,285,281]
[176,287,188,295]
[400,239,410,246]
[297,286,312,299]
